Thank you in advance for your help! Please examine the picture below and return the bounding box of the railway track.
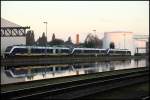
[1,67,149,99]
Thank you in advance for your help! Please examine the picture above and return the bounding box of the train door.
[81,49,84,54]
[28,46,31,55]
[126,50,128,55]
[53,49,56,54]
[58,49,61,54]
[56,49,59,53]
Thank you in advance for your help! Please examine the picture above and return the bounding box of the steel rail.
[13,72,149,99]
[2,69,149,99]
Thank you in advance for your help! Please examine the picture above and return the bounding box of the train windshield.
[5,46,13,52]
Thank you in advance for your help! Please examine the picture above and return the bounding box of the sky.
[1,1,149,43]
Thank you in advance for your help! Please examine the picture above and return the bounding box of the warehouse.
[1,18,30,56]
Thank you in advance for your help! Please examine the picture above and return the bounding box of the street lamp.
[43,21,48,41]
[43,21,48,55]
[93,29,96,35]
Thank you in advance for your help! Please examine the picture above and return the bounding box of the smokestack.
[76,34,79,45]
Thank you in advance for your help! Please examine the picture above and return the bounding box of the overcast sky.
[1,1,149,43]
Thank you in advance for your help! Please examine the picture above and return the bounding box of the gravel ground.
[80,82,149,99]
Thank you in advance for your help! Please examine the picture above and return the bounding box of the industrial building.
[103,31,149,55]
[103,31,134,55]
[1,18,30,56]
[76,34,79,45]
[133,35,149,54]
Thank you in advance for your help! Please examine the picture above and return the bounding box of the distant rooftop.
[133,35,149,39]
[1,18,30,37]
[1,18,22,27]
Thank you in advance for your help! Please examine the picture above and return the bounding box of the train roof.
[73,48,106,50]
[109,49,130,51]
[11,46,69,49]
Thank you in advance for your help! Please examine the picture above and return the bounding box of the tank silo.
[103,31,134,55]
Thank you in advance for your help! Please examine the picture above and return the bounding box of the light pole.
[43,21,48,42]
[43,21,48,55]
[93,29,96,35]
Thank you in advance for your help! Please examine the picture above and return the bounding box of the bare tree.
[52,33,55,41]
[109,42,115,49]
[36,32,47,46]
[26,30,35,45]
[84,33,103,48]
[49,33,64,46]
[67,36,72,43]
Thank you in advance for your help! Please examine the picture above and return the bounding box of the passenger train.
[4,45,131,57]
[5,46,70,57]
[71,48,107,56]
[106,49,131,56]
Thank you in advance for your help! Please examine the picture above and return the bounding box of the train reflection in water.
[5,60,131,79]
[1,59,147,84]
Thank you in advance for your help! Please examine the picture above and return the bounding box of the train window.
[12,48,28,54]
[12,48,19,53]
[32,68,44,73]
[92,50,95,53]
[101,50,107,53]
[122,51,126,54]
[74,50,82,54]
[89,50,92,53]
[84,50,89,53]
[31,68,38,73]
[61,66,69,70]
[78,50,82,53]
[61,49,69,53]
[91,50,95,53]
[96,50,99,53]
[115,51,118,54]
[31,48,39,53]
[81,50,84,53]
[56,49,59,53]
[47,67,53,71]
[116,51,120,54]
[120,51,123,54]
[90,50,93,53]
[31,48,45,53]
[55,67,61,71]
[11,48,19,53]
[21,48,28,53]
[109,50,113,53]
[47,49,53,53]
[41,49,45,53]
[127,51,131,54]
[5,46,13,52]
[78,50,80,53]
[11,69,28,75]
[84,50,90,53]
[60,49,65,53]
